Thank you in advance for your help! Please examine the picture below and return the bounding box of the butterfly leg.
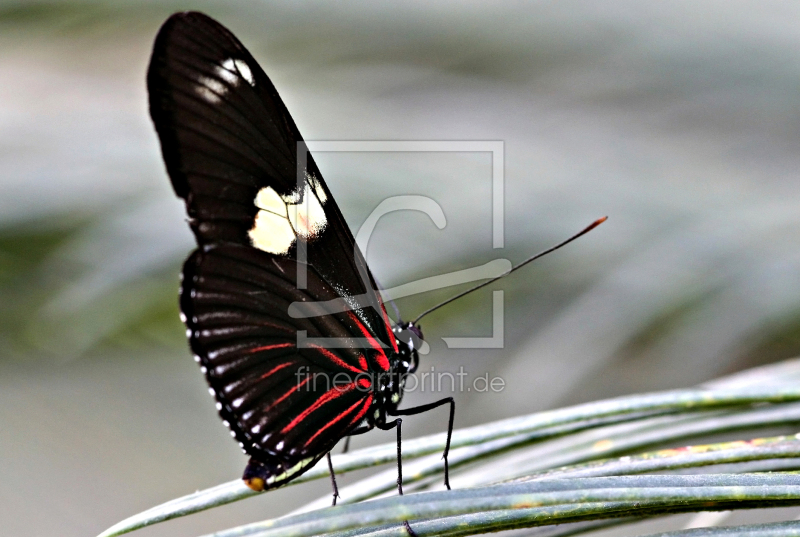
[326,452,340,506]
[391,397,455,490]
[376,418,405,494]
[376,418,419,537]
[328,423,374,507]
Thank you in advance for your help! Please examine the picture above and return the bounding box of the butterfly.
[147,11,455,497]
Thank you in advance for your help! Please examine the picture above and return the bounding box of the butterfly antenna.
[411,216,607,325]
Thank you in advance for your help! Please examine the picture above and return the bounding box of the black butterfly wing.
[182,244,379,463]
[147,11,396,482]
[147,11,389,325]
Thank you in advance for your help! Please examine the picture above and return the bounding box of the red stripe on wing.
[264,375,311,414]
[347,311,391,371]
[279,382,358,435]
[343,395,373,431]
[302,394,372,449]
[308,343,366,374]
[247,342,294,354]
[257,360,294,381]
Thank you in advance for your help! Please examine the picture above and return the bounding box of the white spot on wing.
[196,75,226,103]
[254,187,287,217]
[218,59,239,85]
[196,57,254,103]
[249,210,295,255]
[309,174,327,204]
[247,177,328,255]
[234,59,254,85]
[287,182,326,239]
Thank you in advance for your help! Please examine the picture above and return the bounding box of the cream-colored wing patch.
[247,175,328,255]
[249,210,295,255]
[287,183,326,239]
[309,174,328,204]
[254,186,287,217]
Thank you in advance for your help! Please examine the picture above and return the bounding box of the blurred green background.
[2,2,800,536]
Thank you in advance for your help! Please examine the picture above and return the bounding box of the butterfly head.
[394,322,422,373]
[370,322,422,425]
